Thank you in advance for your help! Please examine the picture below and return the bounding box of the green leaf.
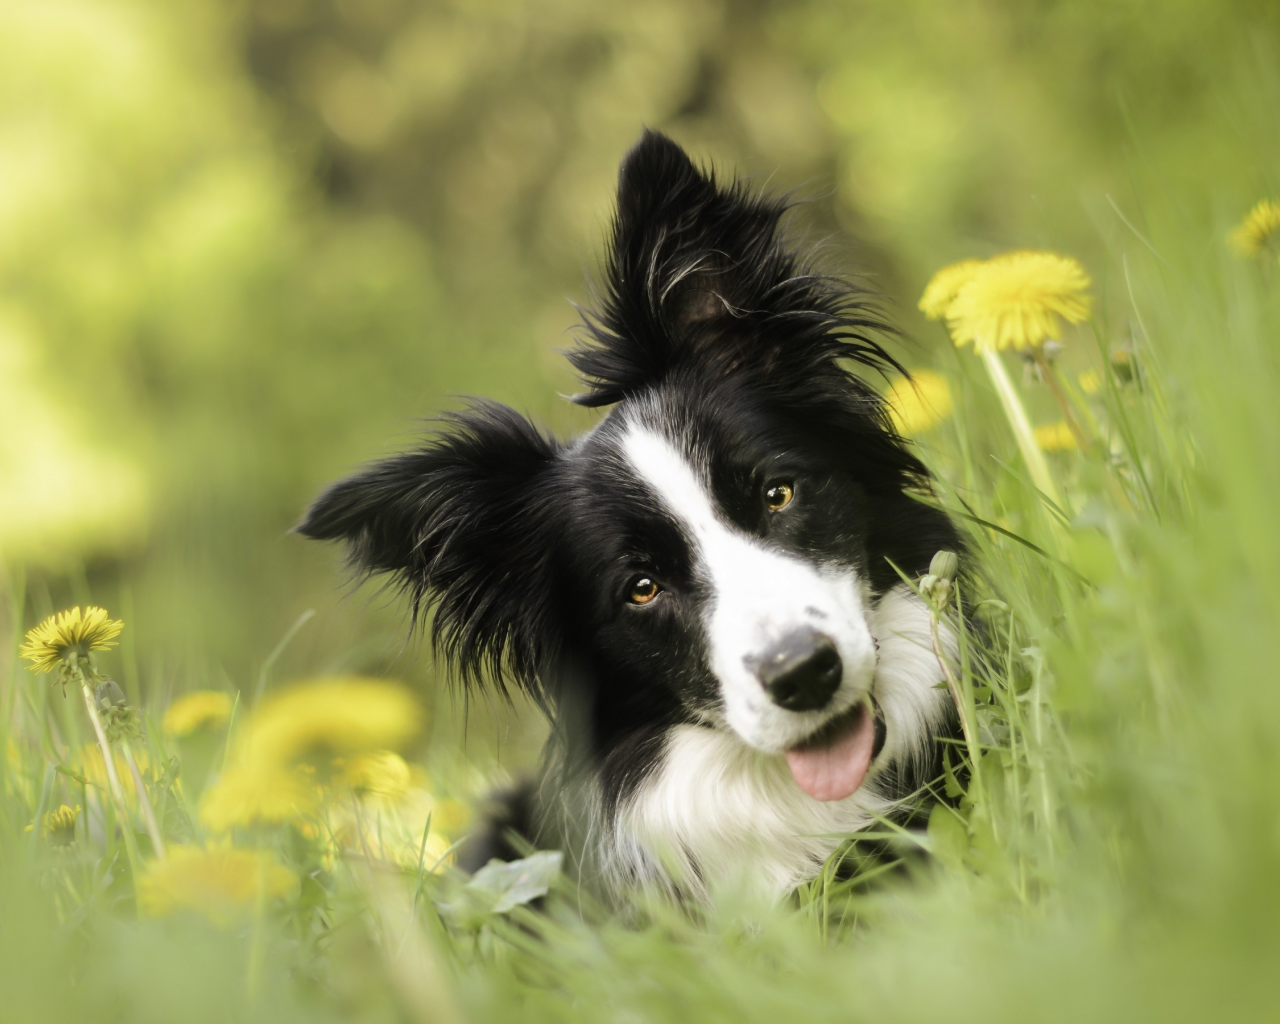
[54,765,90,787]
[469,850,564,913]
[942,743,965,799]
[442,851,564,927]
[927,804,969,870]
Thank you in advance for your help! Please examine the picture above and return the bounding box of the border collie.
[298,131,961,903]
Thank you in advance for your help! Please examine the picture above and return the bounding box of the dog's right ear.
[296,402,562,703]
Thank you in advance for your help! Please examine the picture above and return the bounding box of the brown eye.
[628,577,661,605]
[765,482,794,512]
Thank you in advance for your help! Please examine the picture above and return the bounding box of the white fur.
[610,584,954,902]
[621,423,879,751]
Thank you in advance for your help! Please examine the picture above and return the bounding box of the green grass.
[4,194,1280,1024]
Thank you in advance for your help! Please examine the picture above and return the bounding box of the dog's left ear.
[569,130,896,406]
[295,402,563,704]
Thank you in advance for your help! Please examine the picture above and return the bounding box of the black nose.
[755,632,843,711]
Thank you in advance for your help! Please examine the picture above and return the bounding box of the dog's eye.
[628,577,662,605]
[765,482,794,512]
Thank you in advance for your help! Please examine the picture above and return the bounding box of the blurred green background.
[2,0,1277,774]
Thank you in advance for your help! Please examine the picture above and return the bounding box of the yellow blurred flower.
[200,762,322,832]
[918,259,985,320]
[199,677,423,832]
[431,796,472,837]
[291,753,469,872]
[19,606,123,673]
[137,846,297,925]
[241,676,423,768]
[1078,369,1102,395]
[330,785,457,870]
[1229,199,1280,258]
[163,690,235,737]
[332,816,454,869]
[339,750,413,799]
[1034,421,1078,452]
[886,370,953,434]
[946,251,1092,354]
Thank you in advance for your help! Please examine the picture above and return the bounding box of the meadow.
[4,2,1280,1021]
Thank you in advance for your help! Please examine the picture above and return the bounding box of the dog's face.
[299,132,956,802]
[562,387,883,756]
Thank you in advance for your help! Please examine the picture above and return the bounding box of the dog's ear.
[569,129,899,407]
[296,402,562,704]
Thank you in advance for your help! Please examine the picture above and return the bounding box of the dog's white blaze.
[612,585,954,901]
[621,425,879,751]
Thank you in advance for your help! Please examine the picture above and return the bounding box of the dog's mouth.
[784,697,886,802]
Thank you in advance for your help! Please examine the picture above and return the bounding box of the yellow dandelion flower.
[137,846,297,925]
[199,762,322,832]
[200,678,423,833]
[329,785,457,869]
[947,251,1092,354]
[1078,369,1102,395]
[19,606,124,673]
[1229,199,1280,258]
[1034,421,1078,452]
[241,676,424,768]
[886,370,953,435]
[339,750,413,799]
[431,796,472,837]
[163,690,235,737]
[28,804,81,846]
[330,818,454,869]
[918,259,985,320]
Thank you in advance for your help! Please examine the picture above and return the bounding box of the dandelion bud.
[929,550,959,582]
[925,576,951,608]
[96,678,128,710]
[1111,348,1137,384]
[921,551,959,614]
[1229,199,1280,259]
[105,707,143,744]
[43,804,81,847]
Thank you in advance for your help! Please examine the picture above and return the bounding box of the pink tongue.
[785,703,876,802]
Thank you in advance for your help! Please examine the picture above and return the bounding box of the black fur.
[572,132,903,407]
[299,403,564,706]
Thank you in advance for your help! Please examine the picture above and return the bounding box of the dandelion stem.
[351,793,377,865]
[1037,350,1137,514]
[1033,351,1091,452]
[122,740,166,860]
[929,610,984,803]
[79,677,128,812]
[980,346,1064,510]
[77,671,143,881]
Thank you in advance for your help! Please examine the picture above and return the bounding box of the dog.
[298,131,962,904]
